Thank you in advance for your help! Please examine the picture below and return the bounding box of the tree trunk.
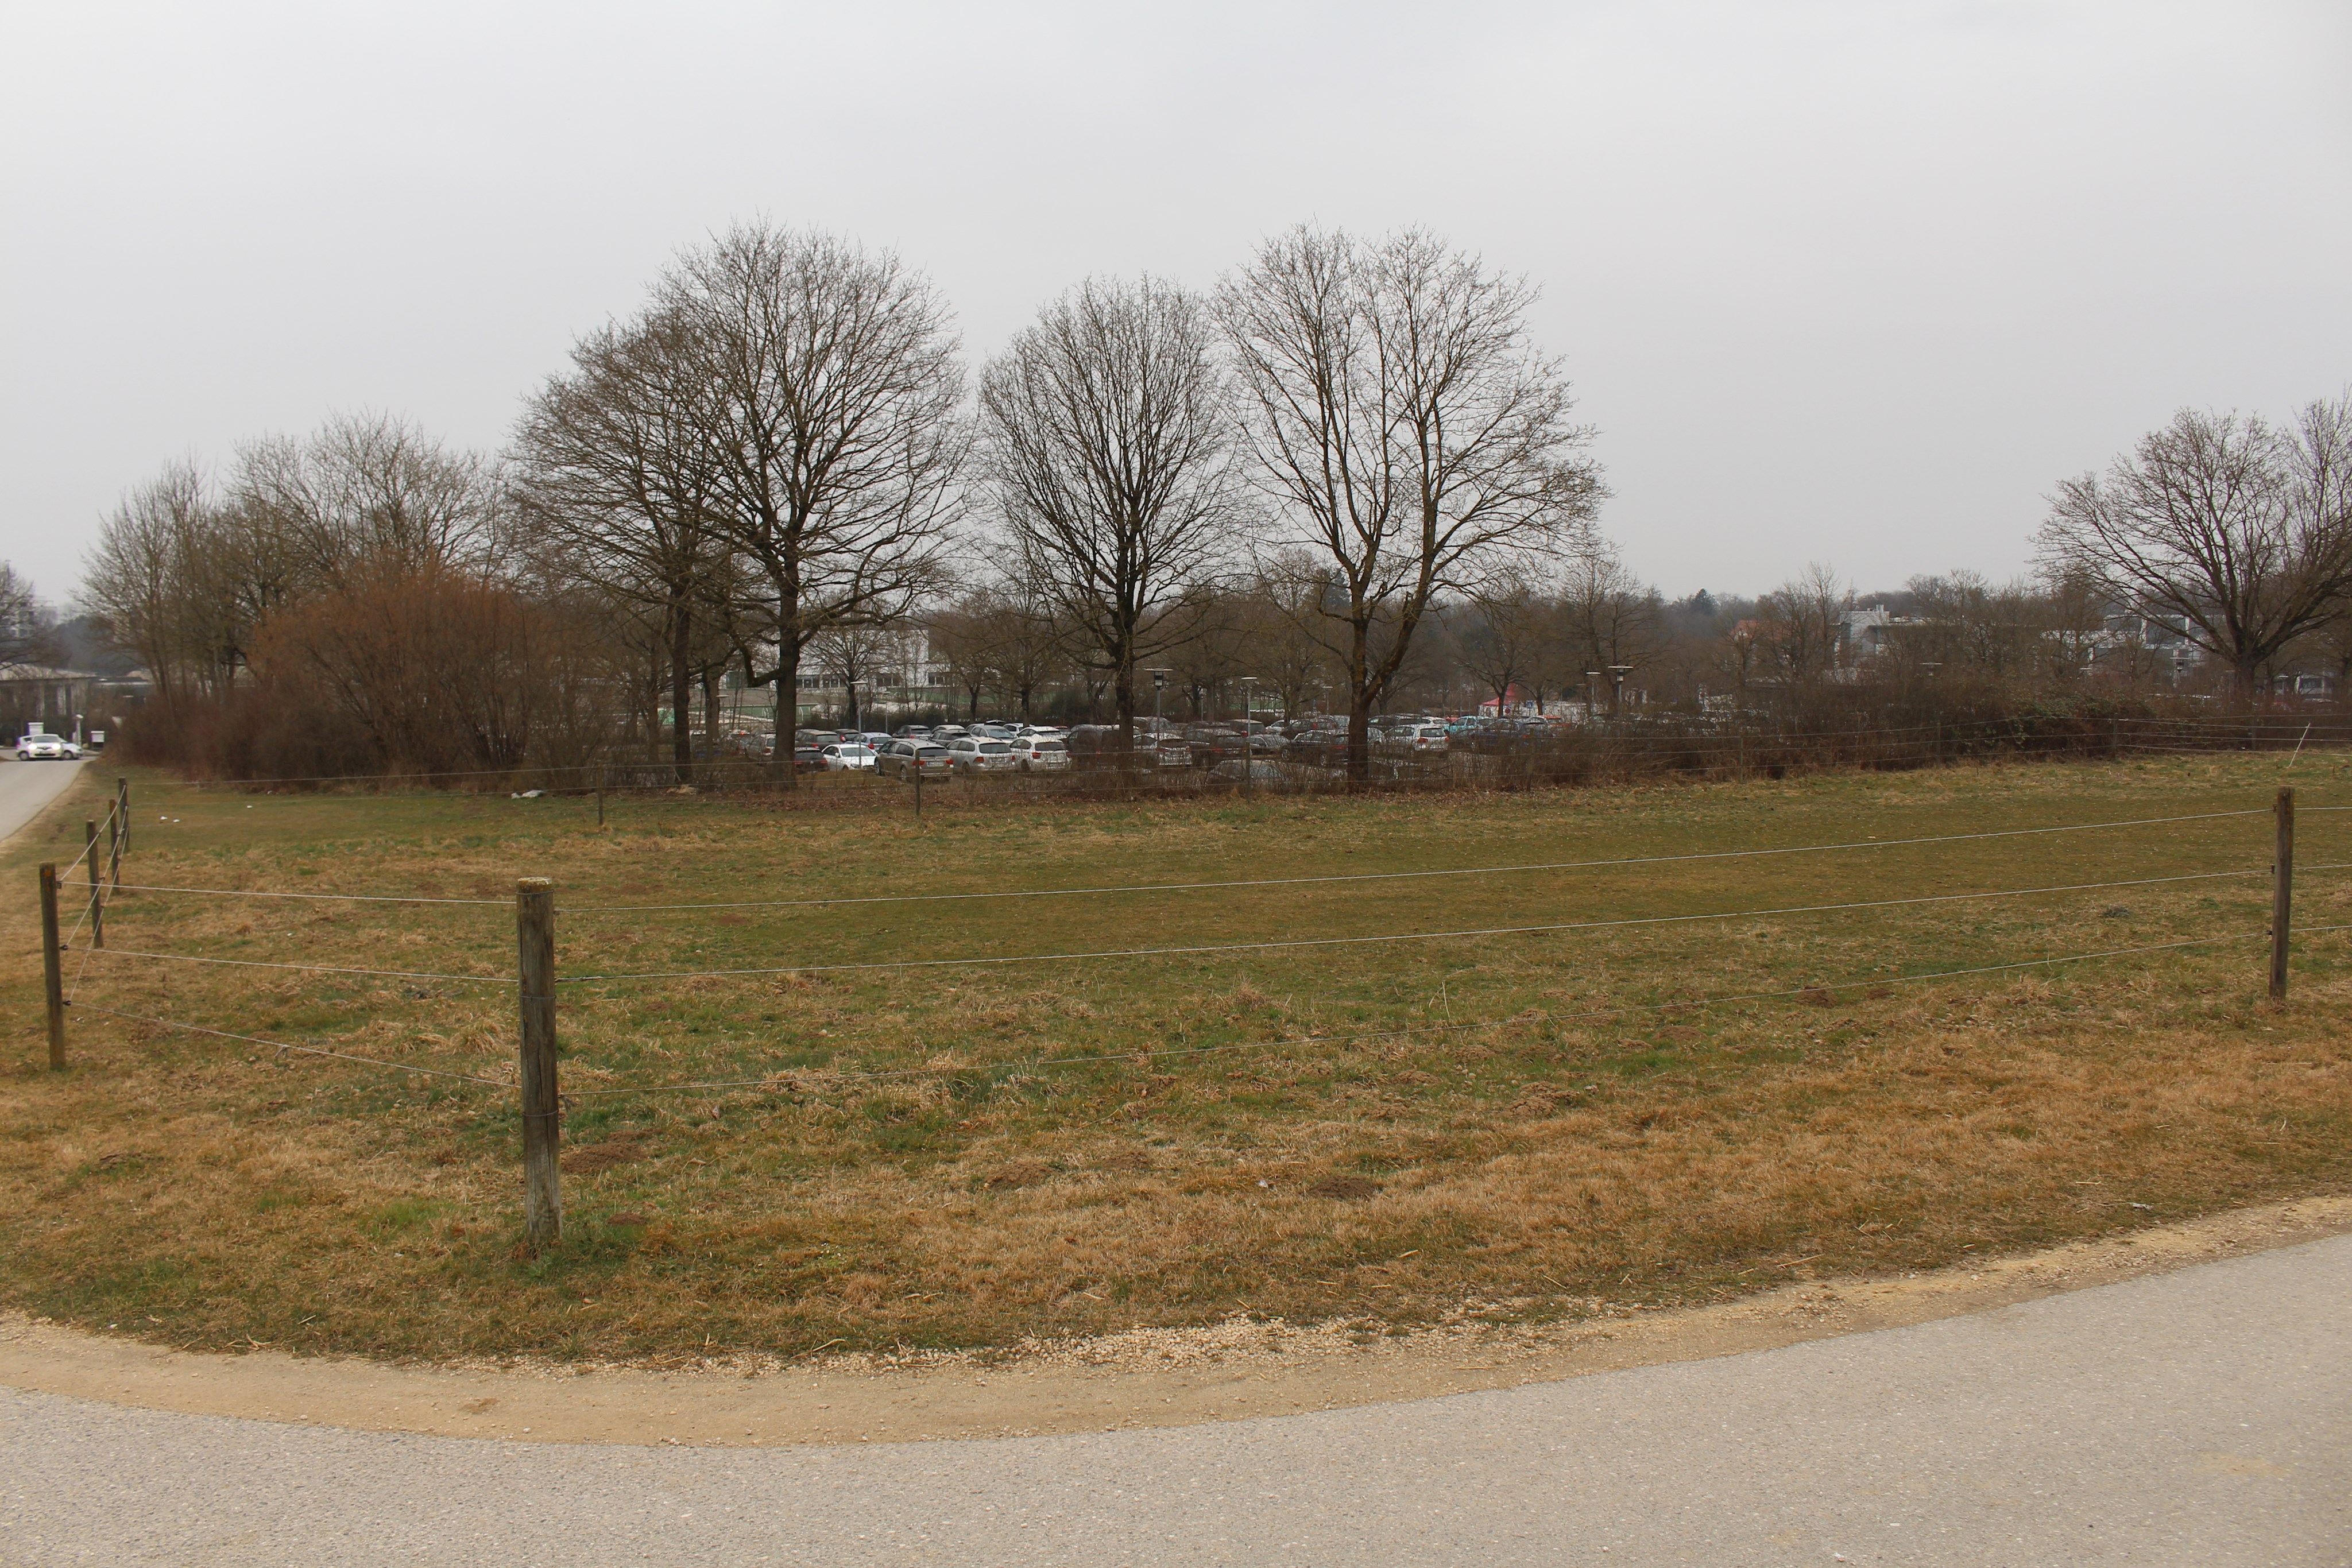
[1114,666,1138,777]
[1345,618,1372,781]
[669,605,694,784]
[772,648,800,790]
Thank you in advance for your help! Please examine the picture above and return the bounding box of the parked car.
[819,743,879,772]
[860,732,895,750]
[895,723,934,741]
[791,743,826,772]
[1375,723,1451,756]
[14,734,71,761]
[1012,735,1070,772]
[1285,731,1351,766]
[876,739,953,779]
[945,736,1019,775]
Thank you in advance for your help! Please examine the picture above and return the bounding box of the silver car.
[14,734,70,760]
[946,736,1019,774]
[1013,735,1070,772]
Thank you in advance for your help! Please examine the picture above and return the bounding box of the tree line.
[72,216,2350,782]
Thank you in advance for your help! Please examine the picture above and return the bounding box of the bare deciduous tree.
[661,223,965,775]
[0,563,53,666]
[1220,225,1604,776]
[978,274,1237,756]
[82,461,220,703]
[1557,547,1665,707]
[516,311,733,779]
[1754,562,1849,693]
[235,412,504,587]
[2038,395,2352,694]
[1447,575,1550,716]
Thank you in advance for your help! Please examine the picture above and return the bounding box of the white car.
[945,736,1019,774]
[14,734,71,760]
[819,743,879,772]
[1012,735,1070,772]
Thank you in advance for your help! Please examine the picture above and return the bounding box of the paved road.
[2,1234,2343,1567]
[0,757,84,847]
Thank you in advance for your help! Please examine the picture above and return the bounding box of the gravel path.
[4,1231,2345,1566]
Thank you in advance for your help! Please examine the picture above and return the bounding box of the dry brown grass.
[2,754,2349,1364]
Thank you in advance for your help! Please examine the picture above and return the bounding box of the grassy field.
[4,754,2350,1365]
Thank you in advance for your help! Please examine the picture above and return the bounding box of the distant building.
[0,664,99,740]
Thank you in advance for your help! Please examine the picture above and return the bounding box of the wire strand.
[73,948,514,985]
[104,882,508,906]
[556,808,2272,915]
[555,866,2287,985]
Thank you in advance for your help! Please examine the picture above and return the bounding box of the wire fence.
[32,772,2341,1244]
[119,708,2352,812]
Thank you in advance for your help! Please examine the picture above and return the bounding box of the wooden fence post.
[2272,787,2294,1001]
[107,800,121,891]
[84,820,103,950]
[516,877,562,1248]
[39,865,65,1069]
[115,778,129,862]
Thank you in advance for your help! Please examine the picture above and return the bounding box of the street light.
[1236,676,1262,795]
[1146,668,1172,776]
[1584,669,1602,722]
[1607,664,1634,714]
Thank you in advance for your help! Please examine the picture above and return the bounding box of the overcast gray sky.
[4,0,2346,607]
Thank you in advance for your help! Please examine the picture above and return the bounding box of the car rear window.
[979,742,1011,754]
[1035,740,1065,752]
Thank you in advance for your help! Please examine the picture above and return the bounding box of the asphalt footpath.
[2,1230,2344,1566]
[0,756,84,846]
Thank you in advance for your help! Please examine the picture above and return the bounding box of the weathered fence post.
[115,778,129,862]
[2272,787,2295,1001]
[84,820,103,950]
[39,865,65,1069]
[516,877,561,1248]
[106,800,121,891]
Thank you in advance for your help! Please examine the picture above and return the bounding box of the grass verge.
[3,753,2349,1364]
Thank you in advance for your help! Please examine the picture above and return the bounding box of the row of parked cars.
[787,722,1076,778]
[755,714,1473,781]
[790,719,1458,780]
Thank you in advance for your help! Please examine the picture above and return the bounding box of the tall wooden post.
[2271,788,2295,1001]
[84,820,103,950]
[106,802,121,891]
[115,778,129,862]
[39,865,65,1069]
[516,877,561,1248]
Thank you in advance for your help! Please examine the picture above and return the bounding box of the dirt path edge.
[6,1193,2347,1448]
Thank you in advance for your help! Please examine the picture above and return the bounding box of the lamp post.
[1146,668,1171,779]
[1237,676,1262,795]
[1584,669,1602,724]
[1607,664,1634,715]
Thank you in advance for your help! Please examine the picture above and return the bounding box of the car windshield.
[1035,740,1065,752]
[842,746,872,756]
[979,742,1011,754]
